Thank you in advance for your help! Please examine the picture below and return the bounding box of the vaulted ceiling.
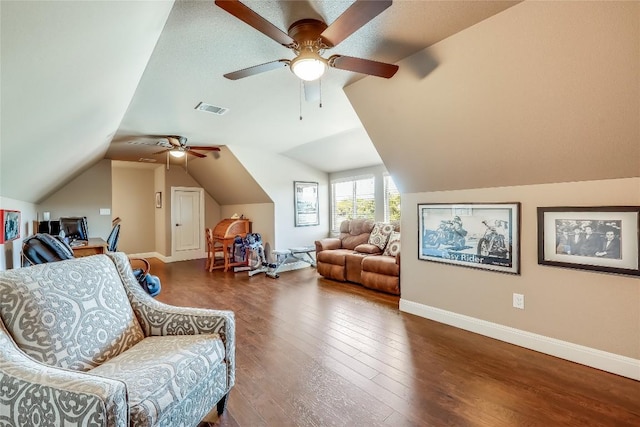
[1,0,519,204]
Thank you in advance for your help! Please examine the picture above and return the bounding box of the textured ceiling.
[106,0,520,172]
[1,1,520,203]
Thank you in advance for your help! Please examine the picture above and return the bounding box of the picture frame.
[0,209,21,244]
[155,192,162,209]
[537,206,640,276]
[418,203,521,274]
[294,181,319,227]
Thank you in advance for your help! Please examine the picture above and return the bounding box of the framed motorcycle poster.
[418,202,521,274]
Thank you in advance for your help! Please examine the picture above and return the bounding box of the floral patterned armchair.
[0,252,235,426]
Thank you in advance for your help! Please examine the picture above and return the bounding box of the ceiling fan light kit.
[290,50,327,81]
[169,149,186,158]
[215,0,398,88]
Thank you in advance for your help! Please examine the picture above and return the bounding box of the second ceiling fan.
[215,0,399,82]
[153,136,220,159]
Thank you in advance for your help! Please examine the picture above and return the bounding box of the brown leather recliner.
[315,219,400,295]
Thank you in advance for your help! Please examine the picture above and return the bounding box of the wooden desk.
[72,238,108,257]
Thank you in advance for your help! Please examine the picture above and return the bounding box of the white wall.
[229,146,328,249]
[0,197,37,270]
[329,164,391,230]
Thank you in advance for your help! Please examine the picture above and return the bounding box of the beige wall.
[162,167,221,257]
[220,203,275,249]
[346,1,639,194]
[112,162,221,257]
[111,163,156,253]
[38,159,113,239]
[154,165,167,256]
[345,1,640,365]
[402,178,639,359]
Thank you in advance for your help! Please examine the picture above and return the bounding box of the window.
[384,174,401,222]
[331,175,375,231]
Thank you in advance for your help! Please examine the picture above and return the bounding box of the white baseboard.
[399,299,640,381]
[125,251,199,263]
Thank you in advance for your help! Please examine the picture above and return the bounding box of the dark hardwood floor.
[150,258,640,427]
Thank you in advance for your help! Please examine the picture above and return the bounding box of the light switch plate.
[100,208,111,215]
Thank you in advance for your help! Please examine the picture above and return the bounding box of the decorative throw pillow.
[383,232,401,257]
[368,223,394,250]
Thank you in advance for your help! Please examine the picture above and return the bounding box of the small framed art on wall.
[537,206,640,276]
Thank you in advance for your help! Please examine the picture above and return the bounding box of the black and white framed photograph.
[537,206,640,276]
[418,203,521,274]
[294,181,319,227]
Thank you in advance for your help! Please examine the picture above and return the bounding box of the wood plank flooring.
[150,258,640,427]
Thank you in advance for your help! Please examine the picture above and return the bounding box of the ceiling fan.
[215,0,399,84]
[150,136,220,159]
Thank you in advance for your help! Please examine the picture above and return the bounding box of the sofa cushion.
[383,232,401,257]
[317,248,353,266]
[0,255,144,371]
[340,233,370,250]
[361,271,400,295]
[368,223,394,250]
[345,252,368,283]
[362,255,400,277]
[354,243,382,254]
[348,218,375,236]
[90,334,226,426]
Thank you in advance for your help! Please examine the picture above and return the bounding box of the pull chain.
[299,80,303,120]
[319,78,322,108]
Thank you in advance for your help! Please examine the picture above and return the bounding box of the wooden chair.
[205,228,215,271]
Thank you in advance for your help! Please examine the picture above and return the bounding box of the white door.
[172,187,204,261]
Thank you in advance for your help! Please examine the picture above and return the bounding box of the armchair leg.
[217,393,229,415]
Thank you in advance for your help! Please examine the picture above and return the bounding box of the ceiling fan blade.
[320,0,392,47]
[215,0,295,47]
[303,80,320,103]
[187,146,220,151]
[166,136,181,147]
[224,59,290,80]
[187,150,207,158]
[153,149,171,155]
[328,55,398,78]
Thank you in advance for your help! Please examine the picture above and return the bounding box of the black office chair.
[22,232,161,297]
[22,234,75,266]
[106,217,121,252]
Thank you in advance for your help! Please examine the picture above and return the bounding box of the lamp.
[290,50,326,81]
[169,149,185,158]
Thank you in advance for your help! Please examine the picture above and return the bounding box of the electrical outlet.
[513,293,525,309]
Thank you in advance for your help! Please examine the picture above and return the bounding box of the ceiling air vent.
[138,158,157,163]
[195,101,229,115]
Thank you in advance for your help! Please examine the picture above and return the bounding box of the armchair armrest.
[108,252,236,389]
[315,238,342,253]
[0,323,128,427]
